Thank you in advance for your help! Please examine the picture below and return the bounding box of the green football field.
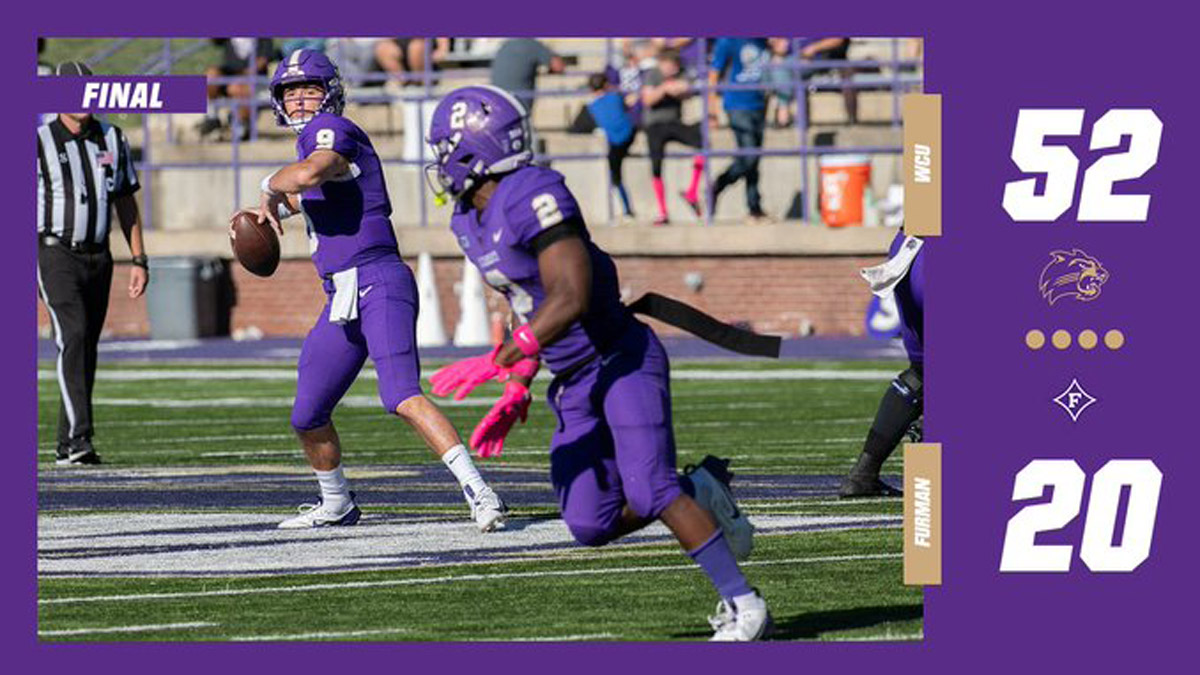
[36,358,921,642]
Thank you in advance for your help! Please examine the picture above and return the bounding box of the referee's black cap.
[54,61,93,76]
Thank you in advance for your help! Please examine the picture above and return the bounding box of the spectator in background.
[707,37,770,222]
[324,38,381,89]
[586,73,636,220]
[765,38,796,128]
[489,38,564,117]
[654,38,705,75]
[641,49,706,225]
[374,38,450,90]
[280,38,327,57]
[197,38,276,141]
[607,39,657,131]
[798,37,857,124]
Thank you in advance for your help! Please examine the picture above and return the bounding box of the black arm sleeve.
[530,214,587,254]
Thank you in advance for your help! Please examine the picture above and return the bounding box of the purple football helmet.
[425,85,533,201]
[270,49,345,133]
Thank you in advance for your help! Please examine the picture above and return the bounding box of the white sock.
[315,466,351,510]
[441,445,488,498]
[732,590,765,611]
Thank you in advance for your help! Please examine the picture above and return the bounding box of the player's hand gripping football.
[470,381,531,458]
[257,190,287,236]
[430,345,539,400]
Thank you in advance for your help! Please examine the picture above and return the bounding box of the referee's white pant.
[36,241,113,450]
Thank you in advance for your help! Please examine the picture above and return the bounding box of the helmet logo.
[449,101,468,129]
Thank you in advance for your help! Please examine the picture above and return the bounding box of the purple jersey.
[450,166,632,374]
[296,113,400,277]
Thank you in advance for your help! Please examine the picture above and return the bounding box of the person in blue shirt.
[586,73,636,218]
[707,38,770,221]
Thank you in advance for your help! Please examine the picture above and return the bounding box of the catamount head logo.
[1039,249,1109,305]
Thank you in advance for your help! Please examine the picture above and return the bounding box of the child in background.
[641,49,706,225]
[586,73,637,220]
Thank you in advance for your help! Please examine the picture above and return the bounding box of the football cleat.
[55,441,102,466]
[709,590,773,642]
[467,486,508,533]
[277,491,361,529]
[839,474,903,499]
[684,455,754,561]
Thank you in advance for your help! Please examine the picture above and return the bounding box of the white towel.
[860,235,924,298]
[328,267,360,325]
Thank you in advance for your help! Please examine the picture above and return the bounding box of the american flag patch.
[97,151,113,166]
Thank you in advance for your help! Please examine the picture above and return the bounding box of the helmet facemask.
[278,82,328,134]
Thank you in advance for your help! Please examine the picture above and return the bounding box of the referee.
[37,61,148,465]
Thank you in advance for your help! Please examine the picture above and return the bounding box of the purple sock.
[688,530,752,600]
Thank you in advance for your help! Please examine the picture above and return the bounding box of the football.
[229,211,280,277]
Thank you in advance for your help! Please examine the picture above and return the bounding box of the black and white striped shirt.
[36,116,139,245]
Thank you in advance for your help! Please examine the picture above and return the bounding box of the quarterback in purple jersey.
[425,85,771,641]
[841,231,925,497]
[228,50,507,532]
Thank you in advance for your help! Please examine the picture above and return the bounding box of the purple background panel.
[33,76,208,114]
[8,0,1196,672]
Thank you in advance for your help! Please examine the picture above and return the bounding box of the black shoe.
[680,191,703,218]
[839,473,901,498]
[56,441,102,466]
[707,184,724,217]
[195,117,222,138]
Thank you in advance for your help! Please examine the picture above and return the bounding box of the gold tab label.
[903,94,942,237]
[904,442,942,585]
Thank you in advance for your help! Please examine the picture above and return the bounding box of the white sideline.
[39,621,218,637]
[40,553,899,606]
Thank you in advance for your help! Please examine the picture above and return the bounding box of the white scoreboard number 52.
[1002,109,1162,222]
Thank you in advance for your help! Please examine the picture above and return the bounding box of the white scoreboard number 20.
[998,108,1164,574]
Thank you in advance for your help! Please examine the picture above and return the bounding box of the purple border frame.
[13,1,1194,671]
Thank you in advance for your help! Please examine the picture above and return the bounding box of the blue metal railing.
[123,38,921,229]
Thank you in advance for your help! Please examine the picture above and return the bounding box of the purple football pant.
[291,258,422,431]
[891,232,925,367]
[546,323,684,547]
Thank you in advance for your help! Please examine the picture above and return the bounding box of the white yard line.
[39,621,217,637]
[40,553,899,606]
[502,633,619,642]
[91,396,495,409]
[230,628,410,641]
[41,368,894,383]
[824,632,924,642]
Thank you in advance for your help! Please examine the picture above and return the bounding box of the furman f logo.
[1053,378,1097,422]
[1039,248,1109,305]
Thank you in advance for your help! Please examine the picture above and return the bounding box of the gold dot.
[1078,329,1098,350]
[1025,329,1046,350]
[1105,329,1125,350]
[1052,330,1072,350]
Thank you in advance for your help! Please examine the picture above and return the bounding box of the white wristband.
[276,200,298,220]
[261,170,281,197]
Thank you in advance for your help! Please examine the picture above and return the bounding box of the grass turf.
[36,359,919,642]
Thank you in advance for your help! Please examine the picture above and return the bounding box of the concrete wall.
[39,225,898,340]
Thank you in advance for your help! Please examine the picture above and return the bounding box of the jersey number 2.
[532,194,563,228]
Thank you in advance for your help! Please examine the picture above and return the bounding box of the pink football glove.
[430,345,539,400]
[470,381,532,458]
[430,345,505,400]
